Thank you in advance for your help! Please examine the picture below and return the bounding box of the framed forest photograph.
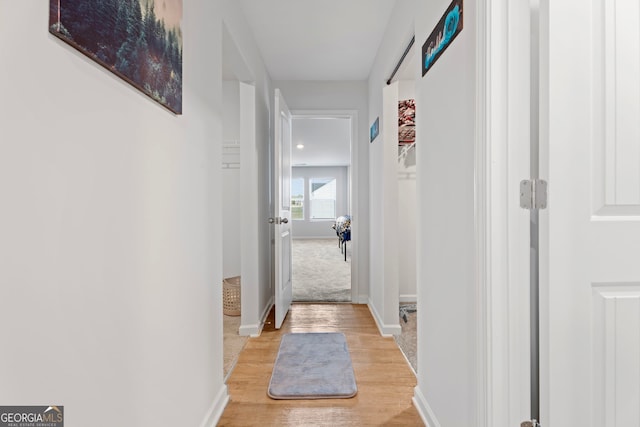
[49,0,183,114]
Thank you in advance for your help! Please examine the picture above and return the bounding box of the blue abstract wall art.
[421,0,463,77]
[370,117,379,143]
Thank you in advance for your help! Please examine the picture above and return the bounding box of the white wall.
[0,1,227,426]
[398,79,416,102]
[223,81,241,142]
[397,166,417,302]
[292,166,349,239]
[222,80,241,279]
[397,80,417,302]
[274,81,369,303]
[413,0,478,426]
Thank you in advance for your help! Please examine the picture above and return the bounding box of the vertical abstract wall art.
[49,0,183,114]
[421,0,463,77]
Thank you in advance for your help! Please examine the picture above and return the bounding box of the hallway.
[218,304,423,426]
[4,0,599,425]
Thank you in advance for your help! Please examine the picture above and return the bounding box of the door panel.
[605,0,640,206]
[273,89,293,329]
[593,284,640,426]
[597,0,640,213]
[543,0,640,425]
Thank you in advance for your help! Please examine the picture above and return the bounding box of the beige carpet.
[223,314,248,378]
[395,307,417,373]
[292,238,351,302]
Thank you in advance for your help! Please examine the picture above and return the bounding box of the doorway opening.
[386,39,418,373]
[221,23,258,380]
[290,115,353,302]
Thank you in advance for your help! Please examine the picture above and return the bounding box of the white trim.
[239,297,273,337]
[198,384,229,427]
[354,295,369,304]
[238,324,260,337]
[290,109,362,304]
[474,2,490,426]
[293,237,338,241]
[399,294,417,303]
[538,0,550,420]
[412,385,441,427]
[367,299,402,336]
[475,1,532,426]
[238,81,261,340]
[291,236,335,240]
[291,236,338,240]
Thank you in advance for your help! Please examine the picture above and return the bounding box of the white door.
[273,89,293,329]
[541,0,640,425]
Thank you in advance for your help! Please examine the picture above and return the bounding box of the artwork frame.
[421,0,463,77]
[49,0,183,114]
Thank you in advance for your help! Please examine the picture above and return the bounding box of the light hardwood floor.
[218,303,424,426]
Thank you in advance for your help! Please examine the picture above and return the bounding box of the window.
[291,178,304,220]
[309,178,336,219]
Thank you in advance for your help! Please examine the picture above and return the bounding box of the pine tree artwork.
[50,0,183,114]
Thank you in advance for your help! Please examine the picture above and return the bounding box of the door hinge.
[520,179,548,210]
[521,420,540,427]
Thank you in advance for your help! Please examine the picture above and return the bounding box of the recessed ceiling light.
[296,144,304,149]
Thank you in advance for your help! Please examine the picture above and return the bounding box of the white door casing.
[473,0,532,425]
[239,81,259,336]
[290,110,361,302]
[273,89,293,329]
[540,0,640,425]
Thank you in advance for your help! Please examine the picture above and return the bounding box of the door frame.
[474,0,532,425]
[238,81,260,336]
[221,21,264,337]
[290,109,362,303]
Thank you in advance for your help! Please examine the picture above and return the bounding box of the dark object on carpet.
[332,215,352,261]
[268,332,358,400]
[400,303,417,323]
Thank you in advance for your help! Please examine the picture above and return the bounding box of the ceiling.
[230,1,412,167]
[238,0,399,81]
[292,117,351,166]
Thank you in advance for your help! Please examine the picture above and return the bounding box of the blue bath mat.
[268,332,358,399]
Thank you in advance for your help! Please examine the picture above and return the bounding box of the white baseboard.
[239,297,274,337]
[367,299,402,336]
[413,386,441,427]
[199,384,229,427]
[238,323,259,337]
[354,294,369,304]
[292,236,336,240]
[399,294,417,303]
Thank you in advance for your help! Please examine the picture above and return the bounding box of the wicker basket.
[222,276,241,316]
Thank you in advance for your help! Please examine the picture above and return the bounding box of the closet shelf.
[398,142,416,162]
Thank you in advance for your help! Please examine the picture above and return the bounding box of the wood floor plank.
[218,303,424,426]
